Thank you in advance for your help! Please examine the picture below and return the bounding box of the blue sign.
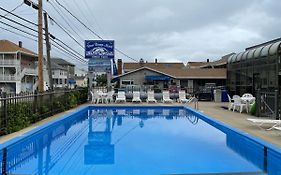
[88,58,111,73]
[85,40,114,59]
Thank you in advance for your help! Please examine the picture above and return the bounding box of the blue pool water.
[1,106,281,174]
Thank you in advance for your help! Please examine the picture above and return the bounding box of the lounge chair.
[132,91,142,103]
[115,91,126,103]
[272,126,281,131]
[178,90,189,103]
[147,91,157,103]
[163,91,173,103]
[247,118,281,130]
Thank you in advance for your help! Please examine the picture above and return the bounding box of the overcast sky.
[0,0,280,68]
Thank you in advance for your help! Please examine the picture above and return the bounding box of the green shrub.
[1,88,88,135]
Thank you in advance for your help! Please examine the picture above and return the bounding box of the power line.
[0,20,37,38]
[80,0,107,37]
[0,6,86,65]
[48,15,84,49]
[0,14,38,33]
[50,0,138,62]
[51,38,86,63]
[0,19,86,65]
[1,2,24,17]
[0,26,86,65]
[52,44,87,64]
[0,6,37,26]
[0,26,37,42]
[47,1,84,42]
[52,0,101,39]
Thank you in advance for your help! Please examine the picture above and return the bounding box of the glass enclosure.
[227,41,281,96]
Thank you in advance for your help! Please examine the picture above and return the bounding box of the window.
[121,80,134,85]
[60,79,62,84]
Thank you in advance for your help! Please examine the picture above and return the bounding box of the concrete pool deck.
[1,102,281,149]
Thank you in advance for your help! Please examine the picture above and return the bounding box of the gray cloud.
[0,0,280,66]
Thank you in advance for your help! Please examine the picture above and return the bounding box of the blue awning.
[145,75,171,81]
[68,79,76,84]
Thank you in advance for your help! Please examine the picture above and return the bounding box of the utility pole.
[44,12,53,91]
[38,0,44,92]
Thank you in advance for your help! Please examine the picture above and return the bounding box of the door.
[253,73,261,95]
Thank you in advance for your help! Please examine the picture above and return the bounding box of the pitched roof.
[123,62,185,70]
[187,62,208,68]
[199,57,229,68]
[51,62,67,71]
[117,66,226,79]
[52,58,75,66]
[156,67,226,79]
[0,40,37,56]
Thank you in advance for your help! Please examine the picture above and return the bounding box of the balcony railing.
[0,60,20,66]
[0,75,17,81]
[24,68,37,75]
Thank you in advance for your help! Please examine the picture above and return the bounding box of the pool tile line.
[163,171,266,175]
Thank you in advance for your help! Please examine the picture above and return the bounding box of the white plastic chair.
[233,97,248,113]
[90,91,95,103]
[115,91,126,103]
[242,93,253,98]
[163,91,173,103]
[132,91,142,103]
[92,90,102,104]
[106,91,115,103]
[147,91,157,103]
[227,94,234,110]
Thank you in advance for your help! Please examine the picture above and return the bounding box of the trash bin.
[213,89,221,102]
[221,89,228,102]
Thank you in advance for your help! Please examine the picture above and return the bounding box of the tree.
[96,74,107,86]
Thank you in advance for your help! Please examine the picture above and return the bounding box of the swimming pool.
[0,105,281,175]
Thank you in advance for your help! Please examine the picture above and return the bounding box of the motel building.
[114,58,228,94]
[0,40,39,93]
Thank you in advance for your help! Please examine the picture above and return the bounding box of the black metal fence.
[0,88,88,136]
[256,90,279,119]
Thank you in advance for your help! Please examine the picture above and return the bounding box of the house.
[115,58,227,93]
[52,58,76,88]
[52,58,75,78]
[74,75,88,87]
[51,62,68,88]
[0,40,39,93]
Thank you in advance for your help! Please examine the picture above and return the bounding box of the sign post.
[85,40,115,90]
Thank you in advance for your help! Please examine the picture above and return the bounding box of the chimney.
[18,41,22,48]
[207,59,209,63]
[117,59,123,75]
[155,58,158,63]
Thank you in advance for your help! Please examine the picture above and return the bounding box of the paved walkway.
[0,102,281,149]
[194,102,281,148]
